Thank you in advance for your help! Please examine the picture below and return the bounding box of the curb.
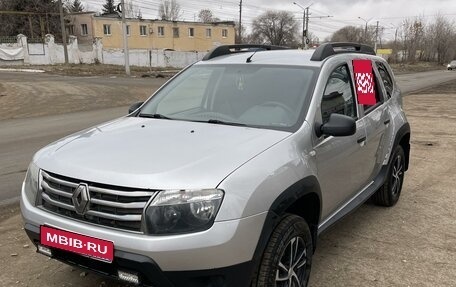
[0,68,45,73]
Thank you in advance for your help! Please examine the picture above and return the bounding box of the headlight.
[144,189,224,235]
[23,162,40,204]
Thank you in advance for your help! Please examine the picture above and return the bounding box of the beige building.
[67,12,235,52]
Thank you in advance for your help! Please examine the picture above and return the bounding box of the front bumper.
[21,185,267,286]
[25,224,253,287]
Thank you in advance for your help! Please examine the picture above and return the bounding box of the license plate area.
[40,226,114,263]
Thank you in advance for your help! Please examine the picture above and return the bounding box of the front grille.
[38,171,156,233]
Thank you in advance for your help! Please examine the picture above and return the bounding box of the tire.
[373,145,406,207]
[253,214,313,287]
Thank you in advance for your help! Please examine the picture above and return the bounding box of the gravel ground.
[0,81,455,286]
[0,72,168,121]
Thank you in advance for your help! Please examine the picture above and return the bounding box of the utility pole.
[238,0,243,44]
[58,0,68,64]
[121,0,130,75]
[293,2,312,49]
[305,6,310,49]
[374,20,379,54]
[358,17,372,44]
[299,8,305,48]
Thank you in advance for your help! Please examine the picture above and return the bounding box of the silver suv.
[21,43,410,287]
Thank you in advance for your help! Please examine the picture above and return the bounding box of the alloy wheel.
[391,154,404,196]
[275,236,308,287]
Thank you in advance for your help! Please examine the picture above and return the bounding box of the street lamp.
[293,2,313,49]
[358,16,372,43]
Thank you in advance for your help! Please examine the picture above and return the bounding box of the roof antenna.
[246,49,259,63]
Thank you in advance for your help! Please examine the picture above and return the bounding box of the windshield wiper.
[207,119,247,126]
[138,113,173,120]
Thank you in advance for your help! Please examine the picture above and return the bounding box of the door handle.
[357,136,366,144]
[384,119,391,125]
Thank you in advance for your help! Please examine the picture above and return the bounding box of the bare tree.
[251,10,299,46]
[307,31,319,47]
[0,0,62,39]
[331,26,363,43]
[159,0,182,21]
[125,0,141,19]
[198,9,214,23]
[428,14,455,64]
[401,17,425,63]
[330,25,376,45]
[234,21,247,43]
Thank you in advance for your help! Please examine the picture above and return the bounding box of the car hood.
[35,117,290,189]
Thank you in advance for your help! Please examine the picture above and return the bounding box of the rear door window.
[353,59,384,114]
[376,62,394,99]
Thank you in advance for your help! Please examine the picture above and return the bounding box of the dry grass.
[390,61,446,75]
[0,63,179,77]
[414,78,456,94]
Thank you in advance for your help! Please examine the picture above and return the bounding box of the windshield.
[139,64,316,130]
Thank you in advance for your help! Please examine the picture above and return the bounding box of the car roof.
[194,49,323,67]
[195,43,380,68]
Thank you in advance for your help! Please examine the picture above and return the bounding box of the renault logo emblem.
[72,183,90,215]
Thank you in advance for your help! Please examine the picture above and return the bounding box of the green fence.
[28,37,45,44]
[0,36,18,44]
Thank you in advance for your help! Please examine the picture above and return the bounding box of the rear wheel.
[373,145,405,207]
[253,214,313,287]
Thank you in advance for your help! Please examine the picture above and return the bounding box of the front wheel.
[373,145,406,207]
[253,214,313,287]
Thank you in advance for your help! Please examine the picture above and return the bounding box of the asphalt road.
[1,70,456,204]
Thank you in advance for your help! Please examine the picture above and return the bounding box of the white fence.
[0,34,205,68]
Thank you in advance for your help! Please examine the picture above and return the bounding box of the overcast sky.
[83,0,456,40]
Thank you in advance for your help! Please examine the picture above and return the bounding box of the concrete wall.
[0,34,205,68]
[101,48,204,67]
[0,35,26,65]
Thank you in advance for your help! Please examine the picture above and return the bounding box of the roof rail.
[311,42,376,61]
[202,44,290,61]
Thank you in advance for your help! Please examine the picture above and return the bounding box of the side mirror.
[128,102,144,114]
[316,113,356,137]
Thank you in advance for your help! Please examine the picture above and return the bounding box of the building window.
[206,28,211,38]
[126,25,130,36]
[67,25,74,35]
[103,24,111,35]
[173,27,179,38]
[222,29,228,38]
[158,26,165,36]
[188,27,194,37]
[140,25,147,36]
[81,24,88,35]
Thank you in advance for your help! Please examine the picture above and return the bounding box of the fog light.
[37,244,52,257]
[118,270,139,284]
